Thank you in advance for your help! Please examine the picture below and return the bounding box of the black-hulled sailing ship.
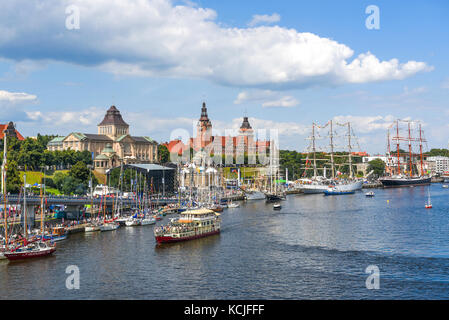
[379,120,431,188]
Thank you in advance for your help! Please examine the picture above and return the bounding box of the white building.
[426,156,449,175]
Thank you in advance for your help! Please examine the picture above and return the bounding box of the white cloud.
[234,89,299,108]
[0,0,432,89]
[234,90,274,104]
[25,107,103,126]
[248,13,281,27]
[262,96,299,108]
[0,90,37,102]
[332,115,396,133]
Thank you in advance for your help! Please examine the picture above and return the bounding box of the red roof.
[0,124,25,141]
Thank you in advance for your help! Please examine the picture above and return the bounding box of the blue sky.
[0,0,448,153]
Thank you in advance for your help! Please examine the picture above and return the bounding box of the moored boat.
[85,224,101,232]
[154,208,221,244]
[324,188,355,196]
[99,222,120,231]
[227,202,240,208]
[244,190,266,200]
[3,240,56,261]
[37,226,68,242]
[379,175,431,188]
[141,216,156,225]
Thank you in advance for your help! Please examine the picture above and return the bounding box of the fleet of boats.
[0,118,445,262]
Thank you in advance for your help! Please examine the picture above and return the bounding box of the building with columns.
[47,106,158,173]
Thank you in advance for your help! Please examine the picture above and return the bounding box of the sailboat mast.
[23,174,27,239]
[396,120,401,175]
[408,122,413,177]
[312,123,317,177]
[347,122,353,179]
[40,176,44,236]
[419,124,424,176]
[387,128,391,175]
[329,120,335,179]
[2,134,8,248]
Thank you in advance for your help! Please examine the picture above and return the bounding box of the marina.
[2,184,449,299]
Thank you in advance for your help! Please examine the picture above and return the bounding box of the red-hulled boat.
[154,208,221,244]
[3,240,56,261]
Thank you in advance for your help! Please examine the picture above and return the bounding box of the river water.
[1,184,449,299]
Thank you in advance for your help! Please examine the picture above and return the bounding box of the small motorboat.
[425,187,432,209]
[273,203,282,210]
[227,202,240,208]
[443,185,449,189]
[99,223,120,231]
[365,191,375,197]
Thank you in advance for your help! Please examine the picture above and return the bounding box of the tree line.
[1,135,96,194]
[0,134,93,170]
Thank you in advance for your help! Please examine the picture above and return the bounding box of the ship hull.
[300,186,330,194]
[380,177,431,188]
[155,229,220,244]
[4,247,56,261]
[245,191,266,200]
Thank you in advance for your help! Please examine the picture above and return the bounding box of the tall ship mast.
[379,119,431,187]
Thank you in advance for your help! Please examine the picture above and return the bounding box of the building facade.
[47,106,158,173]
[426,156,449,175]
[164,102,270,164]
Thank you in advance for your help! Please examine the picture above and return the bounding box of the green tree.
[69,161,91,182]
[158,144,169,163]
[368,158,386,177]
[6,160,22,193]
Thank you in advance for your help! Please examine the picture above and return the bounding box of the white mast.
[348,122,353,179]
[329,120,335,179]
[23,173,27,238]
[312,123,317,178]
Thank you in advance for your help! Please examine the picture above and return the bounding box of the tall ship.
[379,120,431,188]
[297,120,363,194]
[154,208,221,244]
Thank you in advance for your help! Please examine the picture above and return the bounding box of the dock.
[66,223,88,234]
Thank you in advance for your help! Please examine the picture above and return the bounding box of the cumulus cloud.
[25,107,102,126]
[0,0,432,89]
[0,90,37,102]
[248,13,281,27]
